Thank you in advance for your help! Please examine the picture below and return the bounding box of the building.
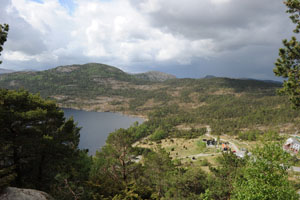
[221,143,229,151]
[284,137,300,154]
[206,139,217,146]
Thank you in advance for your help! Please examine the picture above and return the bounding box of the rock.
[134,71,176,82]
[0,187,54,200]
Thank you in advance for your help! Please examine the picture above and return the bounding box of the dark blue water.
[63,108,144,155]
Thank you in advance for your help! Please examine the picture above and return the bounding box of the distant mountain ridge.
[134,71,176,82]
[0,68,15,74]
[240,77,282,85]
[203,75,216,79]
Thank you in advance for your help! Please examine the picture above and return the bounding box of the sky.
[0,0,297,79]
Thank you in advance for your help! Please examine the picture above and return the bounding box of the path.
[179,153,220,159]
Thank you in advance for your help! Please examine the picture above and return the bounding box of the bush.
[238,130,261,141]
[199,159,210,166]
[197,140,207,151]
[150,128,168,141]
[261,130,281,141]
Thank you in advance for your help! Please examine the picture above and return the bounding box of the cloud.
[0,0,296,79]
[131,0,293,50]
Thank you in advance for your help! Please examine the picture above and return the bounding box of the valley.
[1,63,299,160]
[1,63,300,199]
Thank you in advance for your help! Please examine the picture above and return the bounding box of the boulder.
[0,187,54,200]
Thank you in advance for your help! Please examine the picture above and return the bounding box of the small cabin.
[206,139,217,146]
[284,137,300,154]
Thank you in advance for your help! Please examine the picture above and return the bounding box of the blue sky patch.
[30,0,43,3]
[59,0,76,14]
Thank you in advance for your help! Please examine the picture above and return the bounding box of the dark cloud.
[133,0,290,38]
[127,0,295,79]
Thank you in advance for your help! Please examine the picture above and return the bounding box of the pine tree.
[0,23,12,192]
[0,89,81,191]
[0,24,9,64]
[274,0,300,107]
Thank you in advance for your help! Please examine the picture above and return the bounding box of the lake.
[63,108,144,155]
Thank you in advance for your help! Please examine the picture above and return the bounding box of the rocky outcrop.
[134,71,176,82]
[0,187,54,200]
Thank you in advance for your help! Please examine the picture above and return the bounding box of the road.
[291,166,300,172]
[179,153,220,159]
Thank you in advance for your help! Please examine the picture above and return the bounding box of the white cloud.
[3,0,224,68]
[138,0,161,13]
[0,0,296,79]
[3,51,34,61]
[210,0,231,5]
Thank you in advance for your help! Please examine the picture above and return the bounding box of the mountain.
[0,68,15,74]
[134,71,176,82]
[0,62,298,134]
[241,78,282,85]
[203,75,216,79]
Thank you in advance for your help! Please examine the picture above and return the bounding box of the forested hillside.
[1,89,299,200]
[0,63,298,135]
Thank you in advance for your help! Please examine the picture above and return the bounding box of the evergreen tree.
[274,0,300,107]
[0,24,13,192]
[0,89,81,192]
[0,23,9,64]
[208,151,246,200]
[140,146,175,199]
[89,128,141,199]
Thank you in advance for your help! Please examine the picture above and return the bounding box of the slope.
[0,63,299,134]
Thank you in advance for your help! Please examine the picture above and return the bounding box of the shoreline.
[60,106,148,121]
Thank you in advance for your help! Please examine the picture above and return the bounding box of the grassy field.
[136,136,222,163]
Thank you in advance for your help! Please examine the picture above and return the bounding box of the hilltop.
[0,68,15,74]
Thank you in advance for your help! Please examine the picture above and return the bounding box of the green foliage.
[0,61,300,199]
[0,63,299,135]
[199,158,210,166]
[126,122,152,142]
[0,25,12,191]
[0,89,81,193]
[173,128,207,139]
[285,0,300,33]
[260,130,282,141]
[274,0,300,107]
[137,147,176,199]
[112,182,143,200]
[150,128,168,141]
[239,130,283,142]
[0,165,16,192]
[89,128,142,199]
[238,130,261,141]
[164,167,209,200]
[0,63,147,100]
[232,143,298,200]
[0,23,9,64]
[50,150,93,200]
[208,152,246,200]
[196,140,207,152]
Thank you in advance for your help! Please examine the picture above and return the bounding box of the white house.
[284,137,300,154]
